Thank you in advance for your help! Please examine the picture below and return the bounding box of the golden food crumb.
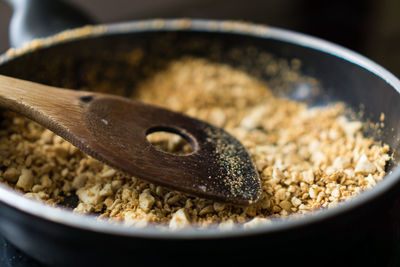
[169,208,190,230]
[0,57,390,230]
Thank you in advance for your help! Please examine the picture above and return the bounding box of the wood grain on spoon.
[0,74,261,205]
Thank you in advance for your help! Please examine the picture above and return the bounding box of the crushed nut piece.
[243,218,272,229]
[169,208,190,230]
[16,169,33,191]
[3,168,20,182]
[355,154,376,174]
[139,190,155,211]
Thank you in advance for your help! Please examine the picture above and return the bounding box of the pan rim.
[0,18,400,239]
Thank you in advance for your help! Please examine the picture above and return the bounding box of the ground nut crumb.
[74,202,94,214]
[24,192,42,201]
[72,174,88,189]
[16,169,34,191]
[101,169,117,178]
[124,211,150,228]
[240,106,268,129]
[331,188,341,198]
[366,174,377,188]
[104,197,114,208]
[111,180,123,191]
[272,168,285,180]
[99,184,113,197]
[32,184,43,193]
[3,168,20,182]
[40,129,54,144]
[275,188,287,201]
[76,184,103,206]
[354,154,376,174]
[139,190,155,211]
[40,175,52,188]
[338,116,362,137]
[169,208,190,230]
[0,56,391,230]
[291,197,302,207]
[124,218,149,228]
[121,188,132,201]
[279,200,292,212]
[213,202,226,212]
[243,218,272,229]
[302,170,314,184]
[199,205,214,216]
[218,219,235,231]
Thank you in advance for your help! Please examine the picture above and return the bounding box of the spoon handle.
[0,74,88,132]
[0,74,95,155]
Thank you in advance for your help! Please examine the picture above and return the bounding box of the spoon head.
[79,94,262,205]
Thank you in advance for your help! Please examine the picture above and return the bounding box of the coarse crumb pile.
[0,57,390,230]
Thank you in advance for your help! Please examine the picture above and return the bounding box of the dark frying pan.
[1,1,400,266]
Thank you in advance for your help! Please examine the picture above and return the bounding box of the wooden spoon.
[0,75,261,205]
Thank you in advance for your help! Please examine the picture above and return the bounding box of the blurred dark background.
[0,0,400,76]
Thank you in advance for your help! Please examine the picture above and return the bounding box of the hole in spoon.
[80,95,93,103]
[146,127,195,156]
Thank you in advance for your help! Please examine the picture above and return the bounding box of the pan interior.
[0,30,398,232]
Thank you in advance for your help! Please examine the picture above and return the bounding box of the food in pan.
[0,47,390,230]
